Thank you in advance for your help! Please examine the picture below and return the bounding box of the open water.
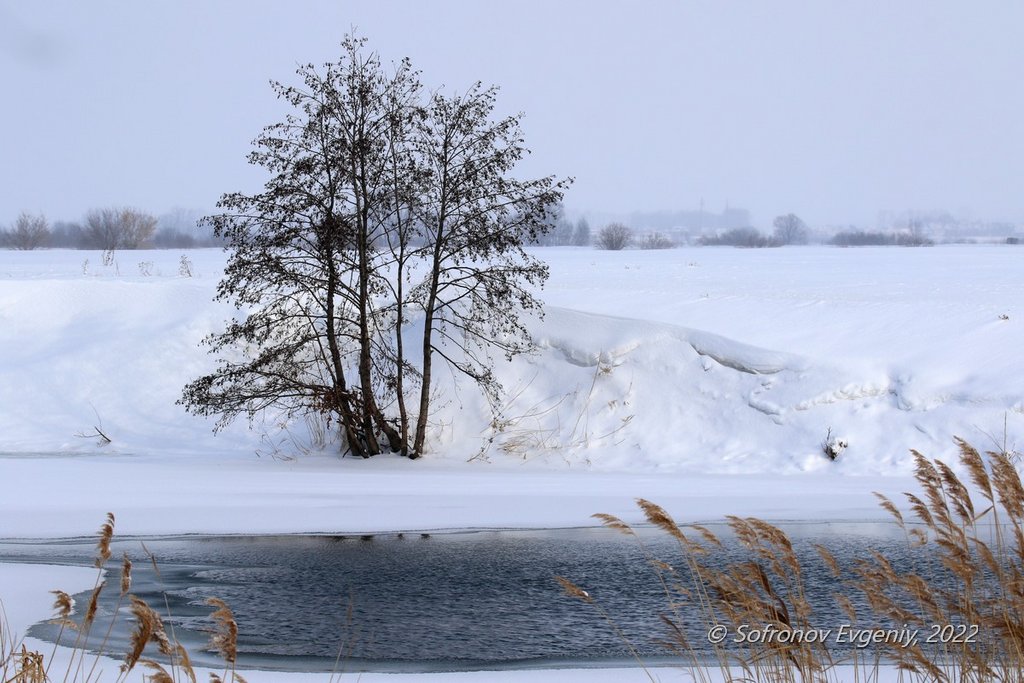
[0,523,942,672]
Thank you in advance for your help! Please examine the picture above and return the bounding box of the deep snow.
[1,245,1020,532]
[1,245,1021,680]
[2,246,1019,478]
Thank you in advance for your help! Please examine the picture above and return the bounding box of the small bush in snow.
[9,212,50,250]
[179,254,194,277]
[821,428,848,460]
[595,223,632,250]
[772,213,809,245]
[698,227,777,248]
[83,207,157,250]
[137,261,154,276]
[639,232,675,250]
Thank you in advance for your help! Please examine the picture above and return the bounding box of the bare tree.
[772,213,809,245]
[572,217,591,246]
[83,208,157,250]
[409,84,566,455]
[899,218,933,246]
[154,207,203,248]
[10,212,50,250]
[595,222,632,250]
[48,220,85,248]
[180,37,417,457]
[180,35,565,459]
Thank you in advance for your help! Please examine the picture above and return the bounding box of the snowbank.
[0,246,1020,537]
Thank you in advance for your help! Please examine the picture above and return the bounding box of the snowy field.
[1,244,1021,680]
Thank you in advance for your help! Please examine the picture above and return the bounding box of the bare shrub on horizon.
[595,222,633,250]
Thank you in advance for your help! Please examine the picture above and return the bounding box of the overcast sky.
[2,1,1022,228]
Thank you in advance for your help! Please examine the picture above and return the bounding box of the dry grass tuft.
[120,552,132,596]
[83,580,104,628]
[874,492,904,528]
[49,591,75,628]
[207,597,239,666]
[140,658,175,683]
[555,575,593,603]
[123,594,164,673]
[637,498,686,543]
[1,605,45,683]
[15,645,46,683]
[592,512,634,536]
[208,670,249,683]
[176,641,199,683]
[95,512,115,569]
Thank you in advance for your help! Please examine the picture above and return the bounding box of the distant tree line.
[698,227,778,248]
[586,213,810,250]
[0,207,225,250]
[531,204,591,246]
[639,232,675,249]
[830,228,934,247]
[591,214,811,251]
[591,223,676,250]
[697,214,809,248]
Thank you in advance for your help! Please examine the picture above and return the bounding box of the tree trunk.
[325,240,366,457]
[354,155,405,454]
[394,253,410,456]
[412,305,433,458]
[413,234,444,457]
[356,222,383,455]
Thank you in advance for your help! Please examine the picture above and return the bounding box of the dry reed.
[565,438,1024,682]
[0,513,230,683]
[206,596,239,674]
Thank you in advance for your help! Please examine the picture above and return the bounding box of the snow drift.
[0,247,1020,478]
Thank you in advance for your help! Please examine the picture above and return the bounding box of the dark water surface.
[0,523,928,672]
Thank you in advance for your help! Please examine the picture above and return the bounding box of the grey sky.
[2,1,1022,229]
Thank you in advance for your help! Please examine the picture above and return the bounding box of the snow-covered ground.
[1,245,1021,680]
